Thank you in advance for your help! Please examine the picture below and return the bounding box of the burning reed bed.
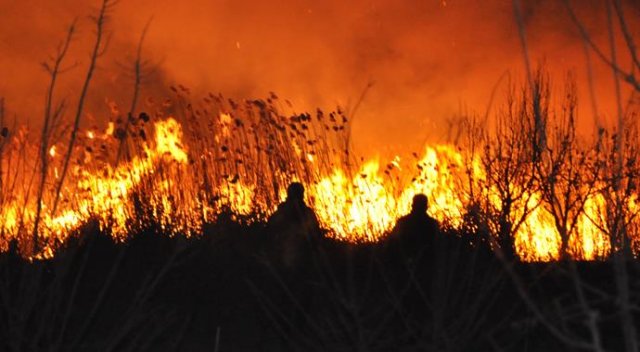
[0,87,467,258]
[1,73,640,262]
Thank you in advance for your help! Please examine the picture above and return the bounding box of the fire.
[513,194,562,262]
[153,118,188,163]
[0,110,631,261]
[106,122,115,136]
[0,118,190,255]
[570,194,611,260]
[312,160,397,242]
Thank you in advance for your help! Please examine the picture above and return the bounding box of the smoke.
[0,0,637,155]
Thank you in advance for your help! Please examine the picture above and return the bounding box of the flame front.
[0,103,631,261]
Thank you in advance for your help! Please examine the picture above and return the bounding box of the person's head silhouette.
[287,182,305,202]
[411,194,429,215]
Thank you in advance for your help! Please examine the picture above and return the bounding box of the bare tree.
[51,0,116,221]
[31,22,76,253]
[532,75,601,260]
[588,124,640,352]
[470,82,541,261]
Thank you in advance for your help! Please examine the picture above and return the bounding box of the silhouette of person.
[388,194,440,260]
[7,238,19,258]
[267,182,322,326]
[267,182,322,269]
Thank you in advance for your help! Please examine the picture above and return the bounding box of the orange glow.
[1,0,635,157]
[0,2,638,261]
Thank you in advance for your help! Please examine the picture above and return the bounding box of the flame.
[106,122,115,136]
[312,160,397,242]
[154,118,188,163]
[0,118,190,255]
[513,194,562,262]
[219,113,232,137]
[0,113,629,261]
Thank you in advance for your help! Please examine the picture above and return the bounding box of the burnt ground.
[0,218,637,351]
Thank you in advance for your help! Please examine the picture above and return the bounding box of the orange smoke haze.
[0,0,638,155]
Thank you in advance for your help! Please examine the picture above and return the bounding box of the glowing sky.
[0,0,637,154]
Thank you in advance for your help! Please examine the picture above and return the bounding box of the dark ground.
[0,218,637,351]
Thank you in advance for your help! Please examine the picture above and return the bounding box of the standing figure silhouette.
[388,194,440,260]
[267,182,322,270]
